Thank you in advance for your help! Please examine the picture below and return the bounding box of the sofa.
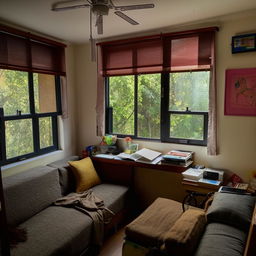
[3,156,131,256]
[122,192,256,256]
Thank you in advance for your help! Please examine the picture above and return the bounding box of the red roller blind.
[0,32,30,71]
[31,40,65,75]
[0,25,66,75]
[163,32,213,72]
[98,27,217,76]
[101,37,163,76]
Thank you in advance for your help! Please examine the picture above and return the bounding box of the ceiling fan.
[51,0,155,35]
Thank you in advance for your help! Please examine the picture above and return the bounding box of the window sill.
[2,150,63,172]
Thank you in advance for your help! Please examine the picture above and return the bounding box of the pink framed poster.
[225,68,256,116]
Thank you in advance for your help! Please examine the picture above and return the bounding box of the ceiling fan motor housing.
[92,0,109,15]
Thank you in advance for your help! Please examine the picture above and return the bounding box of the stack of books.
[161,150,193,166]
[182,168,204,181]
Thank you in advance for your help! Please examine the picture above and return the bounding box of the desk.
[181,179,221,210]
[182,179,221,194]
[92,156,192,186]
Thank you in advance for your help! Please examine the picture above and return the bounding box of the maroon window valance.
[100,36,163,76]
[98,27,218,76]
[0,25,66,76]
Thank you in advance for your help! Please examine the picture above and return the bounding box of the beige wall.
[2,44,77,177]
[74,10,256,185]
[3,10,256,205]
[74,45,100,148]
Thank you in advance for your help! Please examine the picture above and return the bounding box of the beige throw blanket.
[54,189,114,245]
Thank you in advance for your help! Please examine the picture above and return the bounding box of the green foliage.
[109,74,161,138]
[170,114,204,140]
[5,119,34,159]
[39,117,53,149]
[169,71,209,111]
[137,74,160,138]
[33,73,40,113]
[0,69,30,115]
[169,71,209,139]
[109,76,134,135]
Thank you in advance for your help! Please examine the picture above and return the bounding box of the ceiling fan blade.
[114,11,139,25]
[115,4,154,12]
[96,15,103,34]
[52,0,90,11]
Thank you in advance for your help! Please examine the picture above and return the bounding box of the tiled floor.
[98,228,125,256]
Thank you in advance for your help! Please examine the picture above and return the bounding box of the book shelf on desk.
[159,160,193,168]
[182,178,222,194]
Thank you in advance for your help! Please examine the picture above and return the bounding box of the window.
[106,71,209,145]
[100,27,217,147]
[162,71,210,145]
[106,74,161,139]
[0,69,61,164]
[0,25,66,165]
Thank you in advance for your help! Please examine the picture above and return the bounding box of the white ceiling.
[1,0,256,44]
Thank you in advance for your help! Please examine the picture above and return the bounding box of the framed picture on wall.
[232,34,256,53]
[225,68,256,116]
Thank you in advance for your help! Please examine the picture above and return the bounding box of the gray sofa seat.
[91,183,130,214]
[194,223,247,256]
[11,206,93,256]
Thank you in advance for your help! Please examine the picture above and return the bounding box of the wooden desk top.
[182,179,222,193]
[91,156,192,173]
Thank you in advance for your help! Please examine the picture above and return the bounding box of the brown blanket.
[54,189,114,245]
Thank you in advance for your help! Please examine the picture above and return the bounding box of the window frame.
[0,70,62,165]
[105,71,209,146]
[105,75,161,142]
[161,72,208,146]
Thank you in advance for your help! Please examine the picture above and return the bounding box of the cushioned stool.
[123,197,184,256]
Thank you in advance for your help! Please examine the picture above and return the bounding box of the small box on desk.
[203,168,224,181]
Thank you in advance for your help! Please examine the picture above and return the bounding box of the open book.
[116,148,162,163]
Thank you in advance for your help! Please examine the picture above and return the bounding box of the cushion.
[11,206,93,256]
[3,166,61,226]
[125,198,183,247]
[163,209,206,256]
[194,223,247,256]
[68,157,101,192]
[48,155,79,195]
[206,192,256,231]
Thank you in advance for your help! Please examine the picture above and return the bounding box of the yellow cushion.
[68,157,101,192]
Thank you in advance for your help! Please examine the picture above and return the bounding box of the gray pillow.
[206,192,256,231]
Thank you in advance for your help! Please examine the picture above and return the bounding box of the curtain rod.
[96,26,219,46]
[0,24,67,48]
